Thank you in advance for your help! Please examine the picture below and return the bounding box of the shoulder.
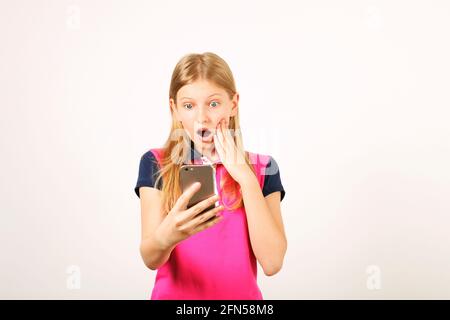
[246,151,285,201]
[139,150,157,165]
[140,148,165,165]
[246,150,279,172]
[246,150,271,168]
[137,148,164,176]
[134,148,164,197]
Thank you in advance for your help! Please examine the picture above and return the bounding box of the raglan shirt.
[134,147,286,300]
[134,150,286,201]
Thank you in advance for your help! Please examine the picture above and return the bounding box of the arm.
[212,119,287,275]
[140,233,176,270]
[139,186,175,270]
[240,174,287,276]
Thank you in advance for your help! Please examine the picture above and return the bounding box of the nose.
[197,108,211,124]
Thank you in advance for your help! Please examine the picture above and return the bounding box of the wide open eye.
[210,101,220,108]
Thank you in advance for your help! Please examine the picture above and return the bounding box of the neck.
[194,144,218,162]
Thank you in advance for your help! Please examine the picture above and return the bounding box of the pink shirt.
[148,147,272,300]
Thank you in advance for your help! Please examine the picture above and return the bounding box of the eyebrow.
[180,93,222,100]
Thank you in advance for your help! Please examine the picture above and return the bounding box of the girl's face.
[170,79,239,154]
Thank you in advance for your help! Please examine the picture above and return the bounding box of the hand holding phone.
[155,182,224,249]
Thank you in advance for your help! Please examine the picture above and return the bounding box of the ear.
[169,98,180,122]
[230,92,239,117]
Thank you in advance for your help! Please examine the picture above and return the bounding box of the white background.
[0,0,449,299]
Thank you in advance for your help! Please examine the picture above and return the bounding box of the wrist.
[238,170,259,187]
[154,227,174,251]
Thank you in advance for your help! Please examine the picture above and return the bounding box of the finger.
[187,193,220,218]
[184,205,224,230]
[192,214,224,234]
[173,182,201,212]
[217,120,233,163]
[219,119,227,143]
[215,121,226,154]
[214,120,223,143]
[220,119,234,155]
[213,123,225,155]
[213,133,224,160]
[222,120,234,146]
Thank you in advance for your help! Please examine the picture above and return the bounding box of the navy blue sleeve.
[134,151,163,198]
[262,156,286,202]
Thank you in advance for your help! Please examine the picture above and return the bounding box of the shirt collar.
[183,139,222,166]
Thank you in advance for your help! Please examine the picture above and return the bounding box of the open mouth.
[197,128,213,142]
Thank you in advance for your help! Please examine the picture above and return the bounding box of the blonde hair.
[154,52,257,215]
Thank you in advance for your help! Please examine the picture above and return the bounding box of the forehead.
[177,80,226,100]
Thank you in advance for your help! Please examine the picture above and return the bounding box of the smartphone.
[179,163,219,216]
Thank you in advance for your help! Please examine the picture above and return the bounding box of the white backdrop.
[0,0,449,299]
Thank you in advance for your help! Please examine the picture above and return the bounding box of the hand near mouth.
[213,118,253,184]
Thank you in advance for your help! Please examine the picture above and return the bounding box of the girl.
[134,52,287,300]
